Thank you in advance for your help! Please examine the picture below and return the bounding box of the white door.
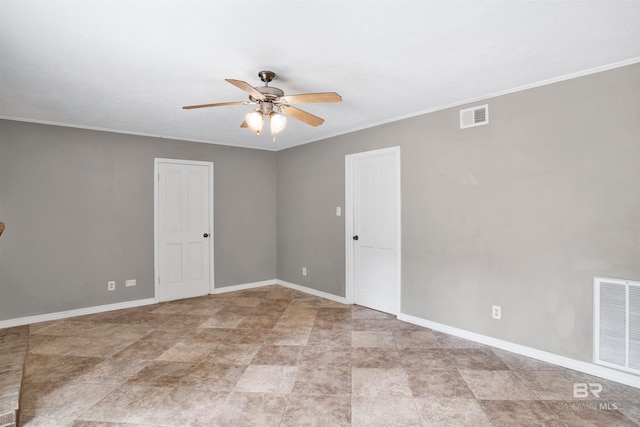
[346,147,401,315]
[155,159,213,302]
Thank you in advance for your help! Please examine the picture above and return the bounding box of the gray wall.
[0,121,277,320]
[2,64,638,363]
[276,63,640,362]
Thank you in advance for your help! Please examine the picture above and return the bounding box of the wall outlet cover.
[492,305,502,320]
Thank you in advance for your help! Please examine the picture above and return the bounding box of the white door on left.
[156,159,213,302]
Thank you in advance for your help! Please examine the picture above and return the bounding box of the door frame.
[154,158,215,301]
[345,146,401,313]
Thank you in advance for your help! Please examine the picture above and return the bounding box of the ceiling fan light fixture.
[270,113,287,134]
[245,109,264,134]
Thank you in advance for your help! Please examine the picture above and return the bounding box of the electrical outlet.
[125,279,136,287]
[492,305,501,320]
[302,267,307,276]
[108,281,116,291]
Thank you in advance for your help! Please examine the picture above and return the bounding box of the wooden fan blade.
[226,79,266,101]
[282,92,342,104]
[183,101,248,109]
[240,120,248,128]
[279,105,325,127]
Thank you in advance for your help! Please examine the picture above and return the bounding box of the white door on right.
[350,147,400,315]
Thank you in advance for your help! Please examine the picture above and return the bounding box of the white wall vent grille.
[594,277,640,375]
[460,104,489,129]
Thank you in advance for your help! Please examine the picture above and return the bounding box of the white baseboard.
[0,279,344,328]
[211,278,348,305]
[212,279,278,294]
[0,298,157,329]
[398,313,640,389]
[276,279,348,304]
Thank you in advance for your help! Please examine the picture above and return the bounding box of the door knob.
[203,233,209,238]
[353,235,359,240]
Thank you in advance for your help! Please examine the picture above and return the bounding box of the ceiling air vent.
[460,104,489,129]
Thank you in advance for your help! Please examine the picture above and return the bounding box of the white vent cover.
[594,277,640,375]
[460,104,489,129]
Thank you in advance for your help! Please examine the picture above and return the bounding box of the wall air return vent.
[594,277,640,375]
[460,104,489,129]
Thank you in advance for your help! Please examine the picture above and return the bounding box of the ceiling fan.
[182,71,342,135]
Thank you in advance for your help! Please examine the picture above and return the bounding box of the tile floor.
[1,325,29,426]
[16,285,640,426]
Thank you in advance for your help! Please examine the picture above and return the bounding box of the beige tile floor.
[16,285,640,426]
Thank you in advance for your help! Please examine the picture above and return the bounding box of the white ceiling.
[1,1,639,151]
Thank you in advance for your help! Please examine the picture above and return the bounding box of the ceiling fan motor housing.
[251,70,284,102]
[252,86,284,100]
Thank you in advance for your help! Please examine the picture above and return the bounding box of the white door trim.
[345,146,401,313]
[154,158,214,300]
